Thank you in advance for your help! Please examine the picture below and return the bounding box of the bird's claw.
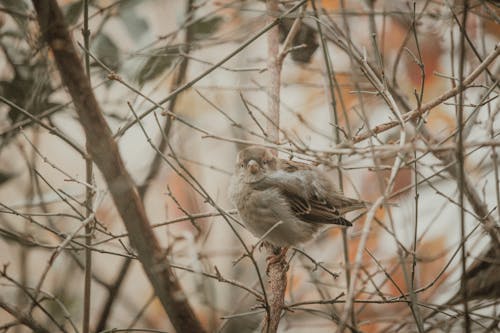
[266,246,289,275]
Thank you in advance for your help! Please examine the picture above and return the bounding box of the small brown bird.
[448,243,500,304]
[229,146,365,247]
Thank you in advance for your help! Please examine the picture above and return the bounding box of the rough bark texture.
[263,249,288,333]
[263,1,288,332]
[31,1,205,332]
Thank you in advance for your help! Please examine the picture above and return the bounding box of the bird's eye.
[239,163,244,168]
[262,160,268,165]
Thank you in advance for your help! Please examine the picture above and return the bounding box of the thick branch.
[264,249,288,333]
[263,1,288,333]
[0,298,51,333]
[31,1,205,332]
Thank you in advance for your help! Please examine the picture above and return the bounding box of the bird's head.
[235,146,277,182]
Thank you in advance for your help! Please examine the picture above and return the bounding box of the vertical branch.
[17,131,39,316]
[82,1,93,332]
[456,1,471,332]
[263,1,286,333]
[311,0,356,329]
[366,0,421,328]
[402,4,425,331]
[266,0,281,145]
[336,1,370,328]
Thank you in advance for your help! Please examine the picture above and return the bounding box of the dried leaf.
[120,6,149,40]
[136,46,179,86]
[92,33,120,71]
[191,16,222,39]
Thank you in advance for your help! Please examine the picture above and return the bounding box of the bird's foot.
[266,246,288,264]
[266,246,289,275]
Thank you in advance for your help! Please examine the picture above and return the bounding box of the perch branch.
[262,1,288,332]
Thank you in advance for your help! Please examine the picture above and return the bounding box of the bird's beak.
[247,160,259,174]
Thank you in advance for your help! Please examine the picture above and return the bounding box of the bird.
[447,242,500,305]
[229,145,365,248]
[423,240,500,323]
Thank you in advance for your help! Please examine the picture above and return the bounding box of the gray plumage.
[229,146,365,247]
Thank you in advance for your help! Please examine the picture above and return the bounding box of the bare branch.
[30,1,205,332]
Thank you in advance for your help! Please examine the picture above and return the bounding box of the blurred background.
[0,0,498,332]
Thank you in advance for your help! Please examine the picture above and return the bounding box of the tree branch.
[30,1,205,332]
[0,298,51,333]
[352,41,500,143]
[263,1,287,332]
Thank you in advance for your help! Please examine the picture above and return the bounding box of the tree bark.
[263,1,288,332]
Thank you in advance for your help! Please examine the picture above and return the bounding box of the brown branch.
[456,3,471,330]
[266,0,281,144]
[321,14,498,243]
[352,41,500,143]
[262,1,288,332]
[0,298,51,333]
[95,257,132,332]
[264,250,288,333]
[312,8,499,329]
[393,90,500,245]
[30,1,205,332]
[82,1,93,332]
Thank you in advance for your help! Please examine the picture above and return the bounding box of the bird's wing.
[252,168,358,226]
[279,159,365,211]
[327,193,367,215]
[283,188,353,226]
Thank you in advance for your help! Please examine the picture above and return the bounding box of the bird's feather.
[286,192,353,226]
[251,160,364,226]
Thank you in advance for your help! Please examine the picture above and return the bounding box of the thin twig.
[456,1,471,331]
